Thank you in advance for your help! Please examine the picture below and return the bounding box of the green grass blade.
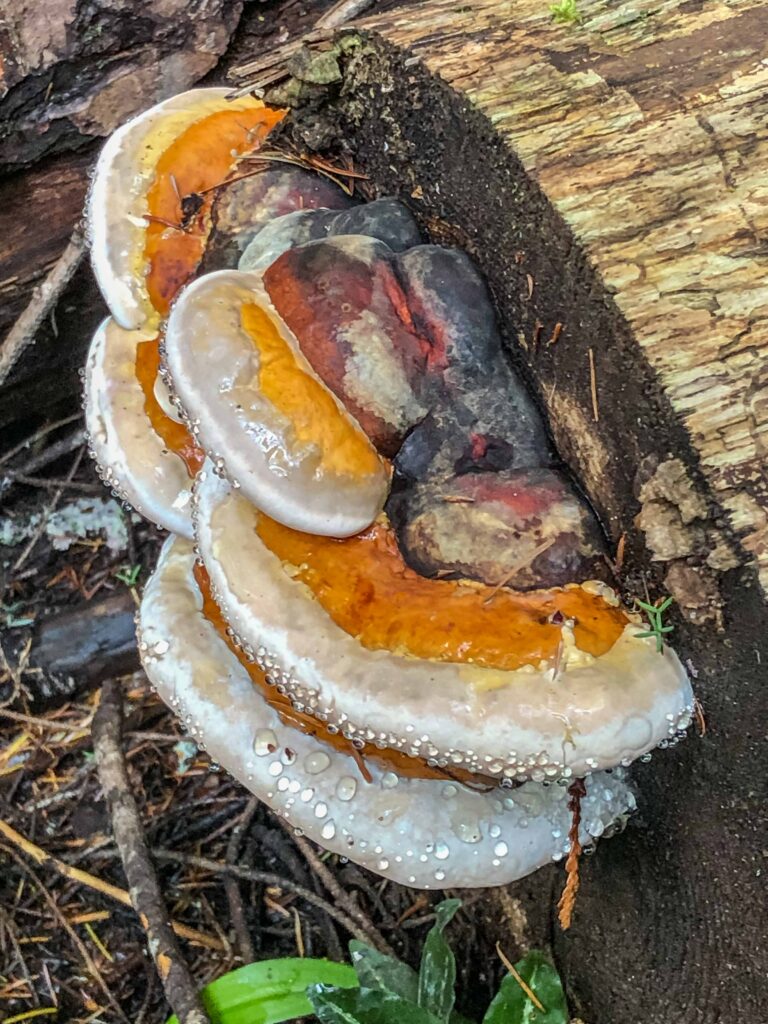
[166,957,358,1024]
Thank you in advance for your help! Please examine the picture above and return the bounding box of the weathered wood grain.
[229,7,768,1022]
[362,0,768,595]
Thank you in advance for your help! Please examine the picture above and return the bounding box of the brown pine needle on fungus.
[558,778,586,930]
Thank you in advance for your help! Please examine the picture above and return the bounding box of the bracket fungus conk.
[84,88,694,891]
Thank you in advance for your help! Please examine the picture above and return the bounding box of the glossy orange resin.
[241,302,383,479]
[256,516,628,671]
[135,338,205,477]
[192,562,483,784]
[144,106,284,315]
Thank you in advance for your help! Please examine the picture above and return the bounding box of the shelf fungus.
[85,89,694,890]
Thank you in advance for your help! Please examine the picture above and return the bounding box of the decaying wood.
[231,6,768,1021]
[359,0,768,602]
[22,593,139,706]
[93,679,210,1024]
[0,227,86,387]
[0,0,243,173]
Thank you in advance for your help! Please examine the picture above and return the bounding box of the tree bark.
[230,4,768,1021]
[0,0,244,174]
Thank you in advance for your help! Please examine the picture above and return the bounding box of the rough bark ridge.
[229,5,768,1021]
[0,0,243,173]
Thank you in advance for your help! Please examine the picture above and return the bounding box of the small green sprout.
[634,595,675,653]
[550,0,582,24]
[166,898,569,1024]
[115,563,141,587]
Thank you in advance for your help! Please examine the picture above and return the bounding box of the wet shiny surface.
[255,512,628,672]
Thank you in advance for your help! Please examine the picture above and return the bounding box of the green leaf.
[309,985,445,1024]
[165,958,358,1024]
[482,951,568,1024]
[417,899,461,1022]
[349,940,419,1001]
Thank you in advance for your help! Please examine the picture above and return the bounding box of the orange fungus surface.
[192,561,481,784]
[256,515,629,672]
[144,105,284,316]
[135,338,205,477]
[240,302,383,479]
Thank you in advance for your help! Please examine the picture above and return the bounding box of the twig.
[0,413,82,469]
[0,817,223,951]
[151,848,385,949]
[92,679,211,1024]
[224,797,259,963]
[0,227,86,386]
[0,907,38,1008]
[0,708,93,731]
[6,474,104,496]
[277,817,396,957]
[315,0,376,29]
[11,446,85,574]
[0,428,86,502]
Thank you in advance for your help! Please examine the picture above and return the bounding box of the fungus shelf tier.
[84,86,693,896]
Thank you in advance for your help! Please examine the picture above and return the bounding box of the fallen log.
[231,5,768,1020]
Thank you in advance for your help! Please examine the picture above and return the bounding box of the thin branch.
[92,679,211,1024]
[224,797,258,964]
[151,847,387,950]
[0,227,86,386]
[6,474,104,496]
[0,428,87,503]
[277,816,396,957]
[10,445,85,576]
[0,413,82,469]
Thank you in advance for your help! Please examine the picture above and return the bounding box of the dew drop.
[494,841,509,858]
[314,802,328,819]
[336,776,357,802]
[305,751,331,775]
[254,729,278,757]
[381,771,399,789]
[321,820,336,840]
[434,841,450,861]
